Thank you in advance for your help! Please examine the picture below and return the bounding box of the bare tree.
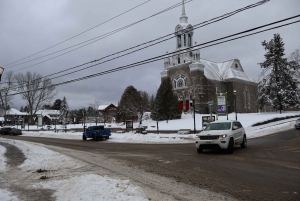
[0,71,15,124]
[14,71,57,124]
[289,47,300,79]
[0,71,14,108]
[89,98,102,125]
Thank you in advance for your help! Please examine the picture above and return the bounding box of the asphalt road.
[1,128,300,201]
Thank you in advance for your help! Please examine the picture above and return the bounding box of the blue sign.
[218,105,226,114]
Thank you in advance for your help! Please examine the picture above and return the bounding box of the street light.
[233,90,237,120]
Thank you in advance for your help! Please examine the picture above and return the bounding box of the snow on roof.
[200,58,256,83]
[5,108,28,115]
[98,103,117,110]
[36,110,60,116]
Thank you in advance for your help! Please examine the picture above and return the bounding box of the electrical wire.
[5,18,300,97]
[3,0,152,67]
[4,0,270,89]
[5,0,192,70]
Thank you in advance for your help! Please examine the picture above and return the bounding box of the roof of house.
[6,108,28,115]
[35,110,60,115]
[98,103,117,110]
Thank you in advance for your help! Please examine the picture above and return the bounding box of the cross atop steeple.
[180,0,188,24]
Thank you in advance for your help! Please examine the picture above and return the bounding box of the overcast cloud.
[0,0,299,110]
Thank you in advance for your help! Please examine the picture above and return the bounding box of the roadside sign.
[216,93,227,117]
[126,120,133,132]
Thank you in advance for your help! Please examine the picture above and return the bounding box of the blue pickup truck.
[82,125,111,141]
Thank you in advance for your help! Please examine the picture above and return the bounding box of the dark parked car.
[0,127,22,135]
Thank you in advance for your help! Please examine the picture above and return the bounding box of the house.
[35,110,60,125]
[4,108,28,126]
[98,104,117,123]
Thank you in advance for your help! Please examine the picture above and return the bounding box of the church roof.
[200,58,256,83]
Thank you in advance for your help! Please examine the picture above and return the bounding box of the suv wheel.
[92,134,97,141]
[227,138,234,154]
[197,148,203,153]
[82,135,87,141]
[241,135,247,148]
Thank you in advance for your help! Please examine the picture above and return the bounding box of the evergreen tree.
[258,34,300,113]
[117,86,149,125]
[59,97,69,124]
[23,106,29,113]
[154,78,181,122]
[52,99,62,110]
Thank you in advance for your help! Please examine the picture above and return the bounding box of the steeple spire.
[180,0,188,24]
[182,0,186,16]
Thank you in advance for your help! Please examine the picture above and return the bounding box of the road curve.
[1,128,300,201]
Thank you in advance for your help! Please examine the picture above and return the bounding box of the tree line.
[258,34,300,113]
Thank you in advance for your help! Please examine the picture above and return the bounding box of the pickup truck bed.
[82,125,111,141]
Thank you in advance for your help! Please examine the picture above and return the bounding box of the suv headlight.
[219,134,227,138]
[195,135,200,138]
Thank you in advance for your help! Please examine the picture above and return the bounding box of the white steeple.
[180,0,188,24]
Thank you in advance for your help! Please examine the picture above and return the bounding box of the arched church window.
[188,34,191,47]
[184,34,186,46]
[178,80,183,87]
[173,74,188,88]
[243,86,251,110]
[178,57,180,64]
[178,35,181,48]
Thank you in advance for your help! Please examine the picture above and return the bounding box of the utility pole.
[193,79,196,134]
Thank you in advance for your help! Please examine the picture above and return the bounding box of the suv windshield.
[204,122,231,131]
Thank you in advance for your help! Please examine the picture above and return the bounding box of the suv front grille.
[200,135,219,140]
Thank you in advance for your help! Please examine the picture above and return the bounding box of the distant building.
[160,0,258,114]
[98,104,117,123]
[4,108,28,125]
[35,110,60,125]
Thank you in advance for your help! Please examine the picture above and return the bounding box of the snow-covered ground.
[0,111,299,200]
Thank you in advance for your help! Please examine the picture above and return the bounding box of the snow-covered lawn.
[18,111,300,143]
[0,111,299,200]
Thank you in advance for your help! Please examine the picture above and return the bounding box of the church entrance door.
[179,101,183,110]
[186,100,189,111]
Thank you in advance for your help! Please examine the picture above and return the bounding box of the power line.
[0,0,279,93]
[5,0,191,70]
[5,0,268,72]
[6,18,300,97]
[7,0,270,85]
[3,0,152,67]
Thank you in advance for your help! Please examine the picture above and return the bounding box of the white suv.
[195,120,247,154]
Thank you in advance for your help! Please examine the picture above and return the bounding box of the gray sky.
[1,0,299,110]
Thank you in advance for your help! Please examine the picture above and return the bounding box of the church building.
[160,0,258,114]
